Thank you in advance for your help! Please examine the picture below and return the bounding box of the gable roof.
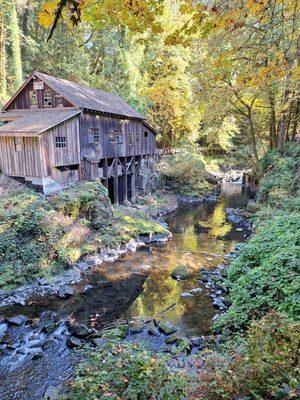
[0,109,81,137]
[3,71,145,120]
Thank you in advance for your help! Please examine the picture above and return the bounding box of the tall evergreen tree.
[9,0,23,89]
[0,0,7,102]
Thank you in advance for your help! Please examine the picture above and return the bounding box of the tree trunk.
[278,86,290,148]
[248,109,259,170]
[291,98,299,141]
[268,90,277,149]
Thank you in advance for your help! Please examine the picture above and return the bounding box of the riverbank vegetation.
[0,179,168,290]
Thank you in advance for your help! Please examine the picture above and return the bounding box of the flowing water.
[0,182,251,400]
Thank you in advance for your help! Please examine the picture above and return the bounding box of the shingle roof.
[0,109,81,136]
[34,71,145,120]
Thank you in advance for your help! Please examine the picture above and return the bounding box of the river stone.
[66,336,82,348]
[43,322,57,334]
[92,338,104,348]
[28,338,45,349]
[213,297,227,310]
[0,323,8,342]
[58,285,74,298]
[69,323,90,338]
[190,288,202,295]
[158,321,177,335]
[148,321,158,336]
[129,321,144,334]
[190,337,202,347]
[28,347,43,360]
[181,292,193,298]
[171,265,189,280]
[165,333,180,344]
[7,315,28,326]
[44,385,61,400]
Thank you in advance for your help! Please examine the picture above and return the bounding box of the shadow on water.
[0,182,251,399]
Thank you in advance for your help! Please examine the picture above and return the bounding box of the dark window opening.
[128,132,133,145]
[94,128,100,143]
[43,89,52,107]
[14,137,22,152]
[55,137,67,148]
[56,164,79,172]
[98,159,104,168]
[55,95,64,107]
[29,90,38,108]
[0,120,10,127]
[144,131,149,138]
[109,131,115,143]
[110,130,123,144]
[88,127,100,144]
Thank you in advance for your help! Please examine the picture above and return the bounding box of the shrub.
[66,336,187,400]
[157,145,214,197]
[215,213,300,335]
[191,313,300,400]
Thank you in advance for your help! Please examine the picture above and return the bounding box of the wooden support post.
[103,159,108,189]
[131,157,136,204]
[123,157,128,203]
[113,159,119,204]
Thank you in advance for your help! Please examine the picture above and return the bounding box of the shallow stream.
[0,182,251,400]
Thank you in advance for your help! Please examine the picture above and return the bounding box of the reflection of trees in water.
[127,271,184,318]
[198,202,232,239]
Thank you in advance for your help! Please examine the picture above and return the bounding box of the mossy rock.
[171,265,189,280]
[158,321,177,335]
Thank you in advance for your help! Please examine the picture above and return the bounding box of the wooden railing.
[155,148,180,156]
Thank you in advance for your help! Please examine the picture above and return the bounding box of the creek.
[0,182,252,400]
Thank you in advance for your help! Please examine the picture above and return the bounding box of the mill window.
[93,128,100,143]
[55,137,67,148]
[88,127,100,144]
[128,132,133,145]
[55,95,64,107]
[14,137,22,152]
[29,90,38,108]
[43,89,52,107]
[144,131,149,138]
[109,131,115,143]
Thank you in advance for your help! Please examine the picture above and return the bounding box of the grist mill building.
[0,71,156,203]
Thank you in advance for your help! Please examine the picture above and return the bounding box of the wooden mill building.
[0,71,156,203]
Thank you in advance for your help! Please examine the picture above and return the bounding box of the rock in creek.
[44,385,61,400]
[213,297,227,310]
[129,321,144,334]
[190,287,202,295]
[7,314,28,326]
[171,265,189,280]
[165,333,180,344]
[0,323,8,342]
[148,320,158,336]
[92,338,104,348]
[68,323,90,338]
[190,337,202,347]
[58,285,74,298]
[66,336,82,349]
[158,321,177,335]
[181,292,194,298]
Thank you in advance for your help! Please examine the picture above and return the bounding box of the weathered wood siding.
[79,112,156,160]
[0,136,42,177]
[6,77,74,110]
[39,116,80,176]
